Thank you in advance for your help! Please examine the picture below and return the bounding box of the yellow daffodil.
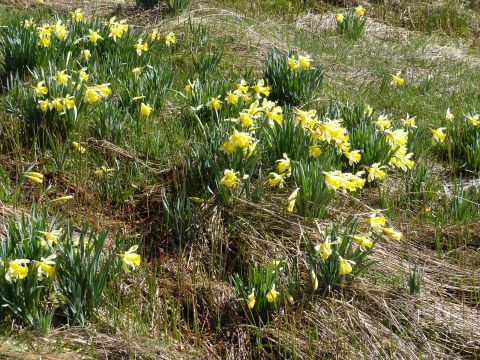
[364,104,373,117]
[389,146,414,171]
[36,255,56,280]
[52,195,73,202]
[309,145,322,157]
[367,212,386,233]
[252,79,270,98]
[72,141,86,154]
[344,150,362,166]
[268,172,286,188]
[266,284,279,303]
[51,98,64,112]
[384,128,408,148]
[132,66,145,76]
[375,115,391,130]
[225,91,240,105]
[55,70,70,85]
[231,129,253,149]
[314,238,339,260]
[445,108,454,121]
[5,259,30,282]
[390,72,405,86]
[236,79,249,94]
[23,19,36,29]
[95,166,114,176]
[287,57,299,71]
[366,163,387,182]
[165,32,176,46]
[53,21,68,41]
[148,29,161,41]
[96,83,111,97]
[85,86,100,104]
[383,227,402,240]
[276,153,291,174]
[355,5,365,16]
[39,99,51,112]
[298,55,313,69]
[336,13,344,23]
[39,229,62,246]
[247,290,255,309]
[239,112,254,128]
[287,187,300,212]
[38,36,51,48]
[24,171,44,184]
[78,68,89,81]
[88,29,103,44]
[220,169,239,188]
[338,255,355,275]
[69,9,84,22]
[401,114,417,128]
[33,81,48,97]
[119,245,141,272]
[133,39,149,56]
[81,49,91,60]
[310,270,318,291]
[209,96,223,110]
[107,18,129,41]
[353,232,373,250]
[286,292,294,305]
[431,127,446,142]
[467,114,480,127]
[140,103,153,117]
[62,95,75,110]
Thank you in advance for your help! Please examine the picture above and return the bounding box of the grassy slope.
[1,0,480,359]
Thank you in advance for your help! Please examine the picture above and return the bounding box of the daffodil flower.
[80,49,92,60]
[132,67,145,76]
[133,39,149,56]
[390,72,405,86]
[88,29,103,44]
[353,232,373,250]
[266,284,279,303]
[252,79,270,98]
[366,163,387,182]
[268,172,286,189]
[119,245,141,272]
[309,145,322,157]
[220,169,239,188]
[209,96,222,110]
[355,5,365,16]
[367,212,386,233]
[314,238,339,260]
[383,227,402,241]
[39,229,62,246]
[344,150,362,166]
[287,187,300,212]
[298,55,313,70]
[247,290,255,309]
[33,81,48,97]
[5,259,30,282]
[445,108,454,121]
[287,57,299,71]
[55,70,71,85]
[36,254,56,280]
[165,32,176,46]
[336,13,344,23]
[95,166,114,176]
[310,270,318,290]
[375,115,391,130]
[140,103,153,117]
[276,153,292,174]
[401,114,417,128]
[431,127,446,142]
[24,171,44,184]
[52,195,73,202]
[467,114,480,127]
[338,255,355,275]
[69,9,84,22]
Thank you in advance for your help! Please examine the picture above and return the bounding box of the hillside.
[0,0,480,359]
